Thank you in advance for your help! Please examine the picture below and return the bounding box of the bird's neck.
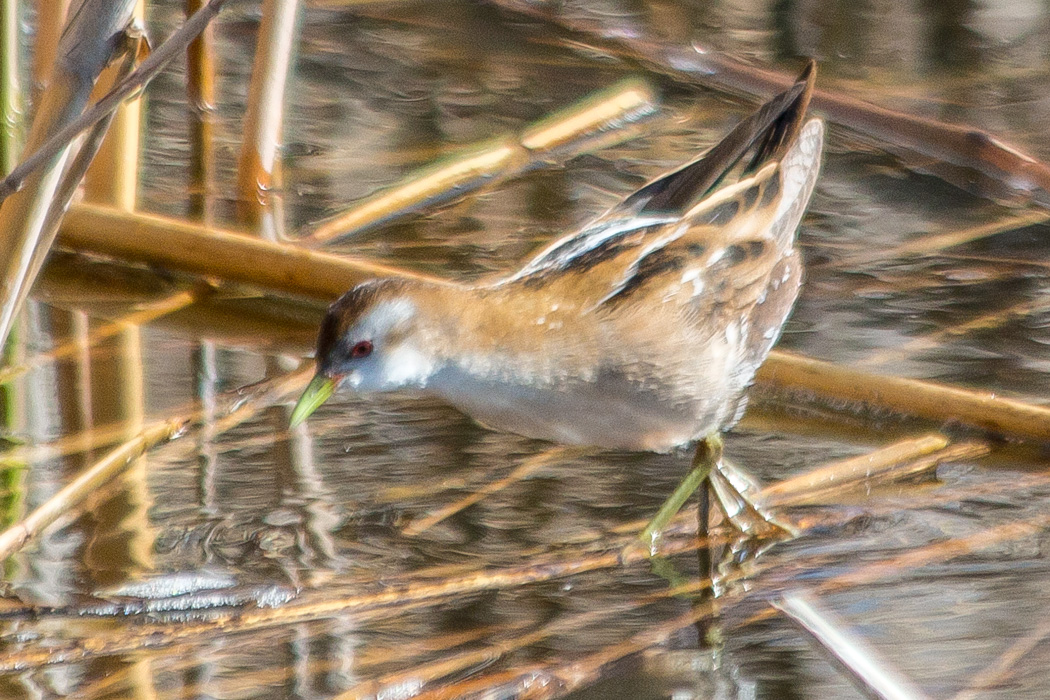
[410,282,601,386]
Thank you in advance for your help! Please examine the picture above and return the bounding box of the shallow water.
[4,1,1050,698]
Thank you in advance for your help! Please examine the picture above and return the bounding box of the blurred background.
[3,0,1050,698]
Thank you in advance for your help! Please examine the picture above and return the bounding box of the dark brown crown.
[315,278,407,374]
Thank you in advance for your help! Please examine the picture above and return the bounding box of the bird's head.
[290,279,437,426]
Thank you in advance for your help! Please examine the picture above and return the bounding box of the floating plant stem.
[0,419,184,562]
[59,203,455,297]
[303,77,658,244]
[759,434,970,508]
[402,445,587,536]
[0,288,204,386]
[761,350,1050,444]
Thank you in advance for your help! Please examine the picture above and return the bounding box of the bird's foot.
[710,458,796,541]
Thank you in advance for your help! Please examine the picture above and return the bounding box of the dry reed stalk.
[0,421,149,467]
[30,0,70,102]
[0,533,712,673]
[90,626,509,700]
[227,534,704,623]
[0,288,203,385]
[36,253,317,352]
[0,0,230,203]
[28,108,129,317]
[48,234,1048,432]
[486,0,1050,206]
[468,509,1050,700]
[83,0,146,210]
[59,203,455,296]
[354,625,516,671]
[0,0,139,349]
[514,597,720,700]
[731,512,1050,658]
[186,0,218,222]
[306,139,524,243]
[18,449,1050,688]
[2,353,310,471]
[303,77,658,243]
[757,451,1050,540]
[0,363,313,566]
[88,573,709,700]
[409,667,550,700]
[401,445,587,536]
[0,418,183,562]
[336,608,618,700]
[208,364,314,433]
[607,436,985,537]
[12,473,1050,676]
[337,576,710,700]
[55,216,1050,455]
[774,592,931,700]
[237,0,300,234]
[758,437,990,509]
[2,589,455,676]
[59,219,1050,449]
[735,515,1050,685]
[0,0,20,174]
[6,25,145,485]
[761,350,1050,443]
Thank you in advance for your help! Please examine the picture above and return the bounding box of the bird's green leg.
[636,434,723,553]
[631,434,794,558]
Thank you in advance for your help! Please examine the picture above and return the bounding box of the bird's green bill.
[290,375,336,427]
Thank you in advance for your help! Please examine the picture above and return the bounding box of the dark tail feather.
[629,60,817,216]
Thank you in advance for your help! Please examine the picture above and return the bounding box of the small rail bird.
[292,62,823,543]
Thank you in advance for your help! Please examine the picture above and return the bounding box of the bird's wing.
[594,117,824,319]
[621,60,815,217]
[510,61,818,299]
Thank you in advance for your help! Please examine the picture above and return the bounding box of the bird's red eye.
[350,340,373,359]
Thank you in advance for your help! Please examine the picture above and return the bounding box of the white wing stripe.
[509,214,676,280]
